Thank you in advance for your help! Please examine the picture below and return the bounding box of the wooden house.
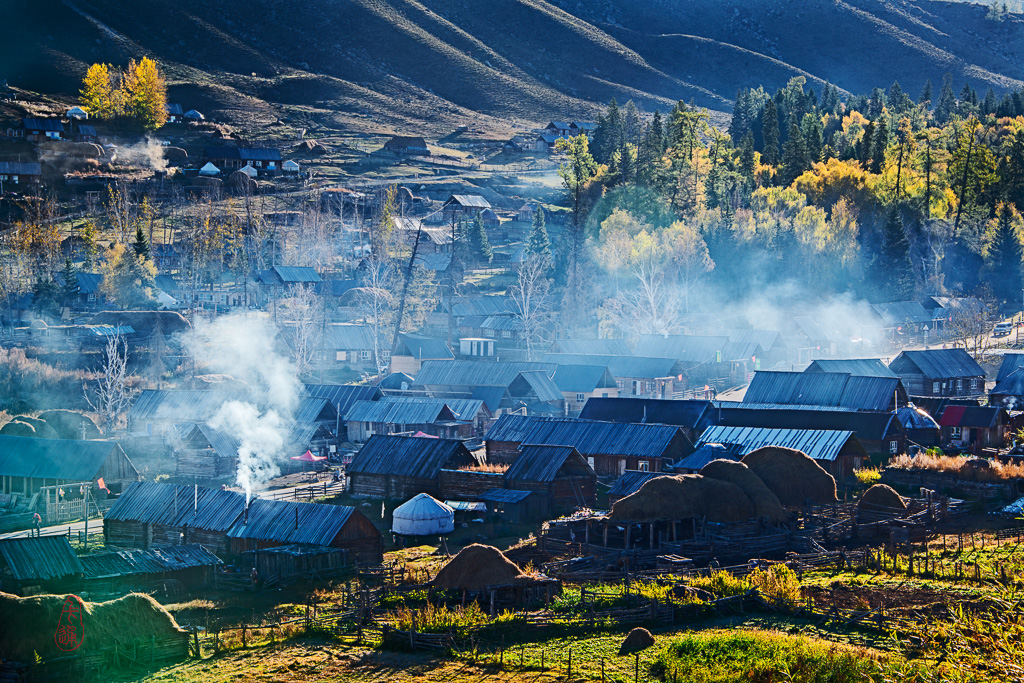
[246,545,351,582]
[382,136,430,156]
[22,117,64,141]
[542,353,682,399]
[346,435,478,499]
[225,499,382,563]
[320,324,382,370]
[551,364,619,416]
[936,405,1010,451]
[390,332,454,375]
[888,349,986,397]
[165,103,184,123]
[742,370,908,412]
[104,482,247,553]
[896,406,942,448]
[128,389,248,436]
[413,360,563,415]
[304,383,383,419]
[442,194,491,223]
[258,265,322,300]
[0,436,139,498]
[344,397,486,441]
[697,425,869,482]
[79,544,222,597]
[0,161,42,193]
[549,338,632,355]
[174,423,241,478]
[483,413,536,464]
[478,488,542,523]
[0,536,83,596]
[204,146,282,174]
[394,217,452,255]
[504,445,596,515]
[578,397,712,443]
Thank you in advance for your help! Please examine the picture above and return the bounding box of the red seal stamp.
[54,595,84,652]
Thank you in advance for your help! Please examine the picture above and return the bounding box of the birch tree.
[509,255,553,360]
[84,334,135,430]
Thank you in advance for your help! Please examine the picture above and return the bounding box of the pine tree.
[32,276,60,315]
[780,121,810,186]
[133,225,151,261]
[801,112,823,163]
[648,110,664,156]
[528,207,551,260]
[983,87,997,115]
[470,213,492,264]
[919,79,933,105]
[858,121,875,168]
[888,81,912,115]
[80,221,99,271]
[934,73,957,124]
[80,63,116,118]
[740,131,757,181]
[122,56,168,129]
[59,258,80,309]
[869,88,886,118]
[985,203,1024,301]
[820,83,840,115]
[728,88,751,140]
[761,99,780,166]
[870,117,889,174]
[878,209,915,299]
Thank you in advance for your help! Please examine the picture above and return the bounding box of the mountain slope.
[2,0,1023,134]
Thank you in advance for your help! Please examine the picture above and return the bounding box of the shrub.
[748,564,802,608]
[687,570,749,598]
[854,466,882,485]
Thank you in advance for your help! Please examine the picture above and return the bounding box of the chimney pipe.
[295,507,299,531]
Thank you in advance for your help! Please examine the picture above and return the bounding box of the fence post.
[567,648,572,681]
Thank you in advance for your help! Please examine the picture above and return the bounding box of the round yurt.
[392,493,454,536]
[199,162,220,176]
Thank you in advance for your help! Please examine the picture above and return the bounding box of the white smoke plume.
[112,136,168,172]
[182,313,301,502]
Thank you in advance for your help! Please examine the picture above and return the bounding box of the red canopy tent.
[291,450,327,462]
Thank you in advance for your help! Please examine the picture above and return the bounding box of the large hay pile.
[38,410,102,440]
[5,415,59,439]
[0,592,184,662]
[431,544,527,590]
[89,311,190,336]
[700,459,788,524]
[619,627,655,655]
[0,420,37,437]
[741,447,838,507]
[858,484,907,515]
[608,474,754,523]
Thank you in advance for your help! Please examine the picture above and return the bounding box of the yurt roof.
[282,160,300,170]
[240,164,258,177]
[393,493,453,520]
[199,162,220,175]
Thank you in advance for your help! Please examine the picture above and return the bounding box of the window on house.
[957,379,963,391]
[576,393,586,403]
[502,330,512,338]
[890,440,898,454]
[932,381,940,393]
[950,426,962,439]
[336,351,347,362]
[638,461,650,472]
[971,378,979,390]
[360,350,371,360]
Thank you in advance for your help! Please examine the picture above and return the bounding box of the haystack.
[431,544,526,590]
[7,415,59,439]
[858,484,906,516]
[700,459,788,524]
[38,410,102,440]
[741,447,838,507]
[0,592,184,662]
[227,170,257,194]
[89,310,190,336]
[0,420,37,437]
[608,474,754,523]
[961,458,993,481]
[163,146,188,162]
[618,627,655,655]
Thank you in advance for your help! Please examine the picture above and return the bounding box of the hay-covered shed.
[697,425,868,481]
[347,434,478,499]
[79,544,222,597]
[0,536,84,596]
[104,482,246,552]
[505,445,596,514]
[0,435,139,497]
[225,499,382,562]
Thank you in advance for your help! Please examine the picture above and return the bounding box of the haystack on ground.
[619,627,655,655]
[609,474,754,523]
[0,591,185,663]
[89,310,190,336]
[8,415,59,439]
[858,484,907,518]
[961,458,993,481]
[700,459,788,524]
[741,447,838,507]
[432,544,525,590]
[38,409,102,440]
[227,170,257,194]
[0,420,37,437]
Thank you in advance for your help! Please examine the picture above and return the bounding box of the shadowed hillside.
[2,0,1023,133]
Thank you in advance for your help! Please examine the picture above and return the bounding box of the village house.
[804,358,895,377]
[258,265,322,300]
[442,194,491,223]
[104,482,248,553]
[533,133,562,153]
[304,384,383,420]
[0,536,84,596]
[127,388,250,436]
[578,397,713,443]
[543,353,683,399]
[0,161,42,193]
[483,413,537,464]
[551,364,619,416]
[320,324,383,371]
[382,135,430,156]
[79,544,222,597]
[394,217,453,255]
[935,405,1010,451]
[633,334,764,386]
[871,301,933,345]
[72,124,97,143]
[991,353,1024,408]
[704,328,789,365]
[343,397,486,441]
[21,117,64,141]
[888,349,986,397]
[503,444,597,516]
[165,103,184,123]
[477,488,543,524]
[0,435,139,499]
[204,146,282,174]
[390,332,454,375]
[346,434,478,499]
[742,370,908,412]
[696,425,869,482]
[413,360,564,415]
[896,405,942,448]
[224,499,382,563]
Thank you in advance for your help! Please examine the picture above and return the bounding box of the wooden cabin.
[888,349,986,397]
[504,445,596,515]
[79,544,222,598]
[0,435,139,498]
[346,435,478,499]
[0,537,84,596]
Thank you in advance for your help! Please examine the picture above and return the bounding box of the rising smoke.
[182,313,301,503]
[111,136,168,172]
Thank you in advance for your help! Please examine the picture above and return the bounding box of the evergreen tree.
[32,276,60,315]
[761,99,780,166]
[888,81,912,115]
[877,209,915,299]
[740,131,757,181]
[528,207,551,260]
[592,98,622,163]
[934,73,957,124]
[870,117,889,174]
[801,112,823,162]
[80,221,99,271]
[919,79,933,105]
[858,121,876,168]
[868,88,886,118]
[728,88,751,140]
[984,203,1024,301]
[133,225,151,261]
[983,87,997,115]
[59,258,80,309]
[470,213,492,264]
[647,110,664,156]
[780,121,810,186]
[820,82,840,116]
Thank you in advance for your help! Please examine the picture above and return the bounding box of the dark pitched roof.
[505,444,591,483]
[272,265,320,283]
[997,353,1024,382]
[444,194,491,209]
[345,398,458,425]
[322,324,376,350]
[348,435,476,478]
[514,371,564,403]
[889,349,985,379]
[479,488,532,503]
[449,296,516,318]
[130,389,249,423]
[77,124,97,137]
[607,471,671,498]
[0,161,42,175]
[711,404,902,441]
[304,384,382,417]
[393,333,453,360]
[634,335,728,364]
[542,353,679,379]
[226,499,372,546]
[484,413,536,442]
[805,359,896,377]
[549,338,632,355]
[105,482,246,532]
[520,418,690,458]
[937,405,1007,429]
[413,360,556,388]
[578,397,711,429]
[896,406,940,431]
[672,443,742,471]
[872,301,932,326]
[743,371,904,411]
[79,544,221,579]
[0,436,131,481]
[698,425,866,462]
[204,146,282,161]
[166,103,184,116]
[706,328,783,352]
[22,117,63,132]
[991,370,1024,403]
[0,536,84,581]
[552,364,617,393]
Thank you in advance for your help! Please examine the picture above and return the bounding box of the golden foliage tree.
[79,63,117,118]
[99,242,157,309]
[123,57,168,129]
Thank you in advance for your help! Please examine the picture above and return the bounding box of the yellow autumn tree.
[99,242,157,309]
[122,57,168,129]
[79,63,117,118]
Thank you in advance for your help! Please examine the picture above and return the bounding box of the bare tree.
[279,284,323,376]
[106,182,138,243]
[356,257,397,376]
[84,334,135,430]
[509,255,553,360]
[948,293,998,359]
